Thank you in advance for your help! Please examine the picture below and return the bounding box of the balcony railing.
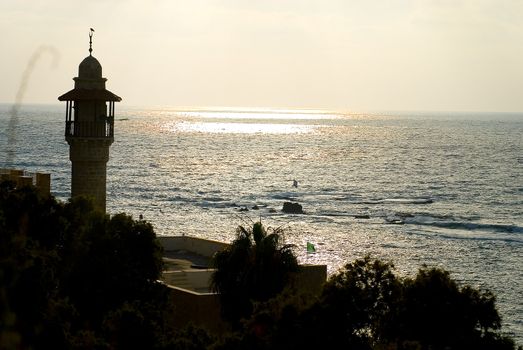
[65,119,114,138]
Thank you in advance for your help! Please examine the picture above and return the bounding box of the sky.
[1,0,522,112]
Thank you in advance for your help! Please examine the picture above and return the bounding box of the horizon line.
[0,101,522,116]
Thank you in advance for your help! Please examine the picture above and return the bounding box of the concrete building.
[58,30,121,212]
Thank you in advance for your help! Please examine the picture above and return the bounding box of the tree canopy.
[228,256,519,350]
[0,181,166,349]
[211,221,298,327]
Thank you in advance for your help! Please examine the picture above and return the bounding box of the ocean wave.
[271,192,298,201]
[410,229,523,244]
[320,211,352,217]
[199,196,228,202]
[405,218,523,234]
[339,198,434,205]
[167,195,198,203]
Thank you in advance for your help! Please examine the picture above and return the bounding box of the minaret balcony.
[65,119,114,139]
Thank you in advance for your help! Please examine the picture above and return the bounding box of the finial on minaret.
[89,28,95,56]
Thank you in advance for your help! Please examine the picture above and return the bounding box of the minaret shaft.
[67,137,113,212]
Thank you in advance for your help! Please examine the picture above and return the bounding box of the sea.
[1,104,522,342]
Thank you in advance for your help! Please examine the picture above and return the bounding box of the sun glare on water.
[157,109,333,134]
[165,121,315,134]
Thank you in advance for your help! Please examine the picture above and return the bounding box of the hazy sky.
[1,0,522,112]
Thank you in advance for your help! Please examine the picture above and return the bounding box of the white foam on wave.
[404,217,523,243]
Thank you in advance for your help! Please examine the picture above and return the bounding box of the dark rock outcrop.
[282,202,304,214]
[354,214,370,219]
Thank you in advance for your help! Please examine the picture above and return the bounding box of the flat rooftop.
[163,249,212,271]
[159,236,227,293]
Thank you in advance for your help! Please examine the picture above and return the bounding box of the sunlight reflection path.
[163,121,316,134]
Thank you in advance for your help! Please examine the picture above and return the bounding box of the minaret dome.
[78,55,102,79]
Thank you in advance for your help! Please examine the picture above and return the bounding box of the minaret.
[58,29,121,212]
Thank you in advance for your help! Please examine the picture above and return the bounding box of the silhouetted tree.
[378,266,517,350]
[0,183,67,348]
[0,181,168,349]
[163,324,215,350]
[59,200,164,325]
[242,257,397,349]
[228,256,519,350]
[210,221,298,327]
[320,256,400,345]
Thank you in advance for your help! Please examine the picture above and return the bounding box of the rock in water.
[354,214,370,219]
[282,202,304,214]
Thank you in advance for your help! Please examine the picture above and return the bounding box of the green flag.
[307,241,316,253]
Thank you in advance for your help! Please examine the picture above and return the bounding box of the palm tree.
[211,221,298,326]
